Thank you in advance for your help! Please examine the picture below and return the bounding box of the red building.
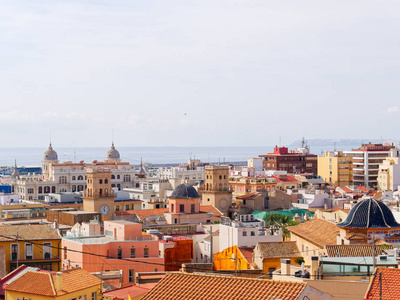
[259,146,317,174]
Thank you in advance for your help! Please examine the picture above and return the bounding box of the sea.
[0,145,360,168]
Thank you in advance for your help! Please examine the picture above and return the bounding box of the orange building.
[61,220,164,285]
[229,176,277,197]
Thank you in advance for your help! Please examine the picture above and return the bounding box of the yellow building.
[378,150,400,191]
[318,151,353,187]
[213,245,251,271]
[0,224,61,273]
[4,268,102,300]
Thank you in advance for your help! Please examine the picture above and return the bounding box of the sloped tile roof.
[365,267,400,299]
[324,244,392,257]
[4,268,102,297]
[256,241,301,258]
[0,224,60,241]
[288,219,339,248]
[238,247,255,263]
[141,272,307,300]
[103,284,149,299]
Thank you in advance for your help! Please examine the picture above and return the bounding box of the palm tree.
[263,213,298,240]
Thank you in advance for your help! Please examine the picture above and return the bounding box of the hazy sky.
[2,1,400,147]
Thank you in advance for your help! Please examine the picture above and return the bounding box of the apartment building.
[318,151,353,187]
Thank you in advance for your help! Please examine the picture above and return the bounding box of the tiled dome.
[338,198,400,228]
[43,143,58,161]
[170,184,200,199]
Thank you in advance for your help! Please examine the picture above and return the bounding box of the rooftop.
[0,224,60,241]
[140,272,307,300]
[256,241,301,258]
[324,244,392,257]
[365,267,400,300]
[288,219,339,248]
[4,268,102,297]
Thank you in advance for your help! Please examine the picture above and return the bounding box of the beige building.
[13,143,137,201]
[201,165,232,215]
[378,148,400,191]
[318,151,352,187]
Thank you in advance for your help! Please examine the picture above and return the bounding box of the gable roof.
[141,272,307,300]
[365,267,400,299]
[256,241,301,258]
[4,268,102,297]
[324,244,392,258]
[0,224,60,241]
[288,219,339,248]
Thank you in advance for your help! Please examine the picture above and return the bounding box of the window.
[43,242,51,259]
[144,248,149,257]
[191,204,195,213]
[91,292,97,300]
[131,248,136,258]
[115,205,119,211]
[99,179,103,184]
[124,175,131,182]
[180,204,184,212]
[242,231,247,236]
[64,246,67,259]
[27,188,34,194]
[25,243,33,260]
[250,231,255,236]
[129,269,135,283]
[11,244,18,261]
[105,179,108,184]
[59,176,67,184]
[126,205,129,210]
[117,248,122,259]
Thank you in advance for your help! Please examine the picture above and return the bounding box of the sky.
[1,1,400,147]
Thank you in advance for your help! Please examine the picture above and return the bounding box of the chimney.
[280,259,291,276]
[311,256,319,280]
[55,272,63,291]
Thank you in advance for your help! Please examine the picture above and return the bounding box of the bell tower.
[201,165,232,215]
[83,167,115,221]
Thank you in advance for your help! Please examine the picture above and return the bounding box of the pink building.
[61,220,164,285]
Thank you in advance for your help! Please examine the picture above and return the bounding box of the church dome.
[170,184,200,199]
[43,143,58,161]
[338,198,400,229]
[11,162,20,180]
[106,143,120,160]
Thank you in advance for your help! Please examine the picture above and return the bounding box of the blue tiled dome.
[338,198,400,228]
[170,184,200,199]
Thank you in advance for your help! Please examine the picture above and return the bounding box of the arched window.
[77,175,83,181]
[78,185,84,192]
[219,184,222,191]
[72,176,76,181]
[111,174,115,180]
[44,186,50,193]
[38,187,43,194]
[72,185,76,192]
[117,175,120,180]
[105,179,108,184]
[123,175,131,182]
[59,176,67,184]
[52,186,56,193]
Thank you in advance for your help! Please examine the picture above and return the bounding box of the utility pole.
[210,226,213,266]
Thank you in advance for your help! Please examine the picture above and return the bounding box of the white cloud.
[387,106,400,114]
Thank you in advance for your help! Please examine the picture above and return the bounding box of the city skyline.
[2,1,400,147]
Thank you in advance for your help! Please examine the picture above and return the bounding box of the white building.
[158,159,205,189]
[218,215,282,252]
[344,143,396,188]
[0,193,20,205]
[13,143,137,201]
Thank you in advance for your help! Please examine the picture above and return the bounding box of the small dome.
[43,143,58,161]
[11,166,20,180]
[170,184,200,199]
[338,198,400,229]
[106,143,120,160]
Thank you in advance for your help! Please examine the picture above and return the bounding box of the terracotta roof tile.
[0,224,60,241]
[365,267,400,299]
[256,241,301,258]
[4,268,102,297]
[238,247,254,263]
[288,219,339,248]
[141,272,307,300]
[324,244,392,257]
[103,284,149,299]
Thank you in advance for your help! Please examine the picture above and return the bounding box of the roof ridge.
[49,272,56,296]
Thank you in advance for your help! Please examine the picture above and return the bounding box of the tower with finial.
[42,143,59,181]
